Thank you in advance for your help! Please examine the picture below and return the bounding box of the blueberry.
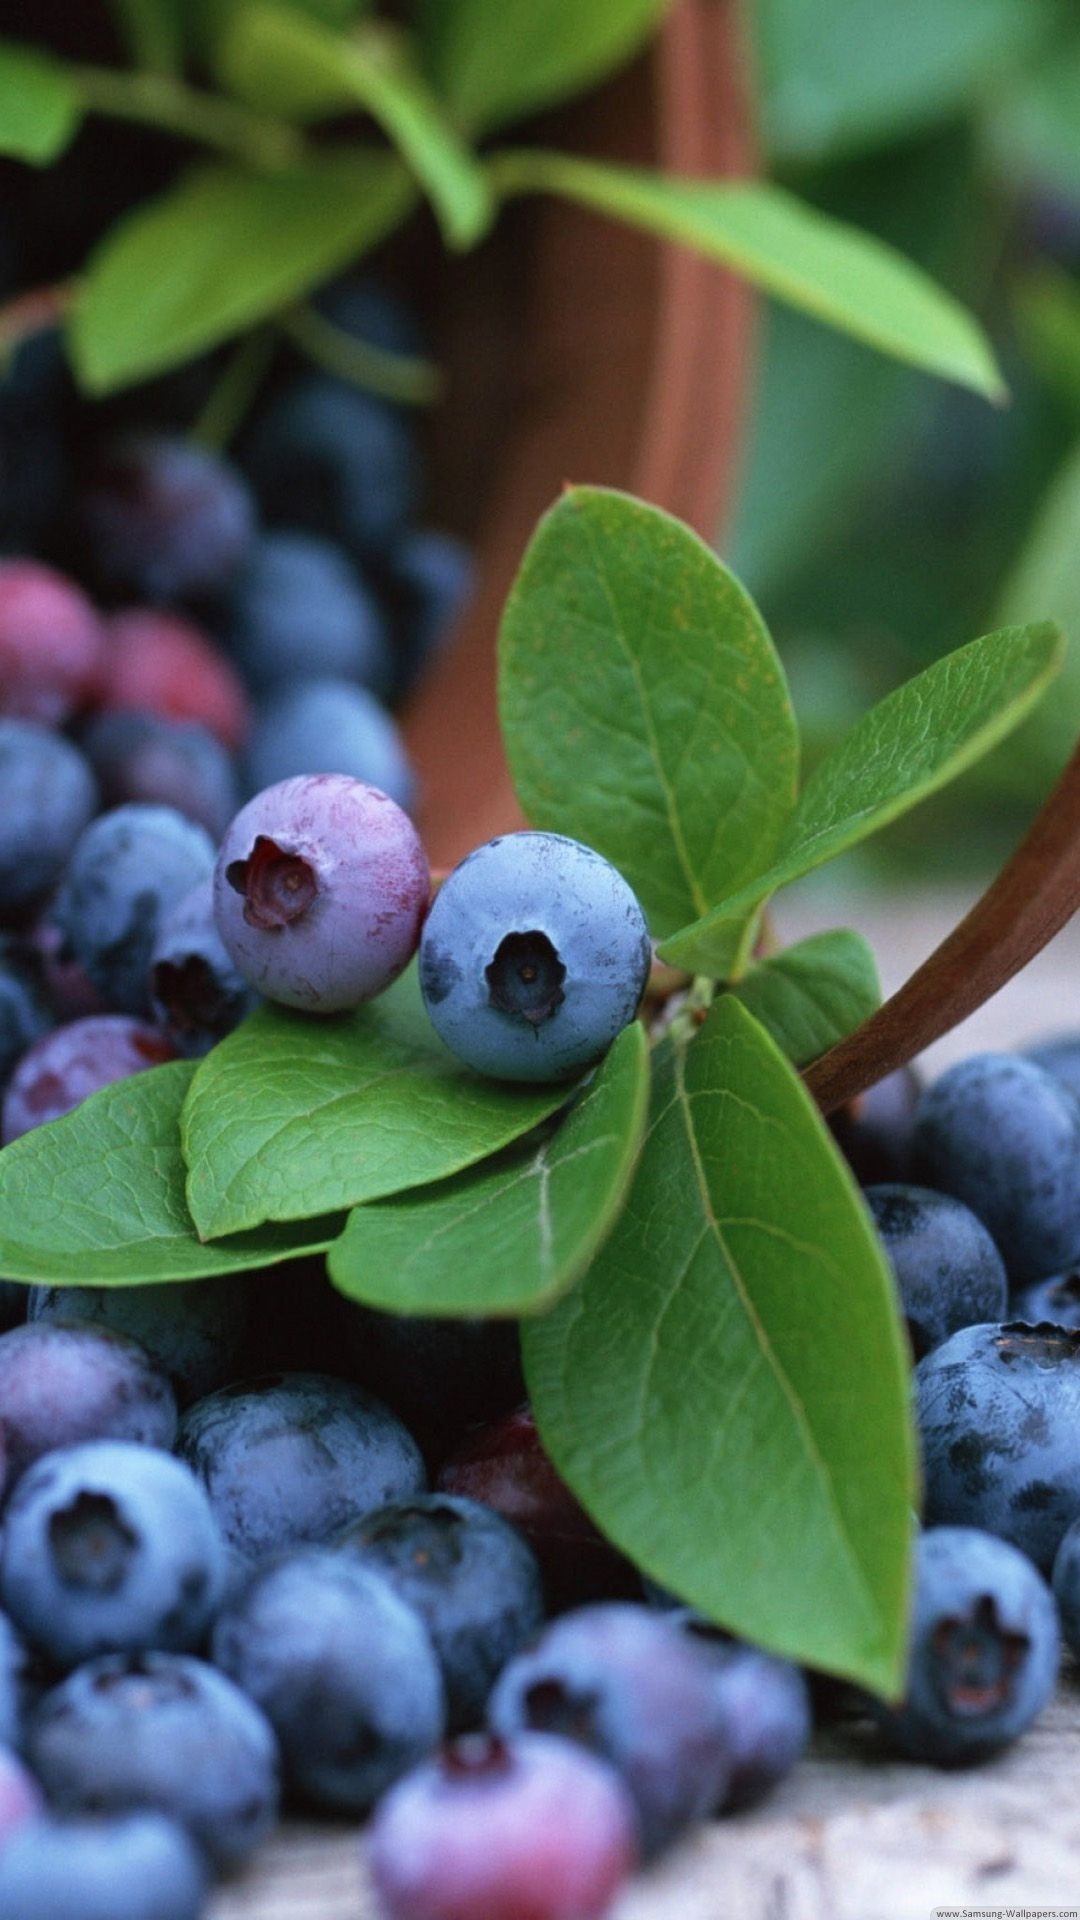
[669,1616,811,1811]
[865,1185,1008,1359]
[0,1745,42,1847]
[213,1547,445,1810]
[100,609,250,751]
[149,878,256,1058]
[27,1652,279,1871]
[387,527,473,697]
[338,1305,524,1442]
[176,1372,425,1562]
[1010,1270,1080,1330]
[916,1321,1080,1569]
[50,806,216,1017]
[213,775,429,1013]
[2,1015,176,1144]
[1,1440,226,1667]
[226,531,389,694]
[243,678,414,813]
[0,1321,177,1496]
[0,721,99,920]
[0,1609,32,1749]
[0,937,51,1088]
[1052,1514,1080,1657]
[29,1277,252,1407]
[369,1731,638,1920]
[1025,1032,1080,1106]
[830,1064,920,1186]
[437,1406,640,1612]
[316,273,428,363]
[337,1494,545,1730]
[0,1813,207,1920]
[243,374,418,559]
[870,1526,1059,1764]
[488,1603,733,1858]
[81,710,240,841]
[0,561,104,727]
[79,435,255,604]
[911,1053,1080,1284]
[420,834,651,1084]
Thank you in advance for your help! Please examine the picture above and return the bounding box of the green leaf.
[328,1022,649,1317]
[0,1063,340,1285]
[69,149,416,396]
[498,487,798,958]
[993,437,1080,795]
[109,0,185,76]
[0,42,82,164]
[730,931,880,1069]
[1014,267,1080,416]
[661,620,1065,972]
[417,0,670,138]
[756,0,1052,166]
[191,0,369,57]
[219,7,491,248]
[989,36,1080,203]
[523,998,915,1694]
[490,152,1006,402]
[182,967,572,1242]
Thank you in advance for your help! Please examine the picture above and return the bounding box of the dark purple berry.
[0,561,104,726]
[80,436,255,605]
[0,720,99,920]
[2,1016,176,1144]
[81,709,240,839]
[149,878,256,1057]
[0,1320,177,1496]
[101,608,250,750]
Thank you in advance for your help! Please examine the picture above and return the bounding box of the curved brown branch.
[804,736,1080,1115]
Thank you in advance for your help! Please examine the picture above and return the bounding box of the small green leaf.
[730,931,880,1069]
[191,0,369,57]
[491,152,1006,402]
[219,7,492,248]
[0,1064,340,1285]
[328,1022,649,1317]
[69,149,416,396]
[417,0,670,138]
[499,487,798,958]
[0,42,82,164]
[523,998,915,1694]
[661,620,1065,972]
[182,968,572,1242]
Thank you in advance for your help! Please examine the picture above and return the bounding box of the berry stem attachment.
[804,734,1080,1114]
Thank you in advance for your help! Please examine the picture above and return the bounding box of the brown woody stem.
[804,736,1080,1115]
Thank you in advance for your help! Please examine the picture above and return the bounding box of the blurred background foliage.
[731,0,1080,877]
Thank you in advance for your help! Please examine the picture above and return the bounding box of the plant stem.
[108,0,182,78]
[73,66,302,170]
[804,735,1080,1114]
[279,303,441,407]
[190,330,276,453]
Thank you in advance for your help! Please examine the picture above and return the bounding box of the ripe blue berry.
[0,1320,177,1496]
[911,1053,1080,1284]
[1052,1514,1080,1657]
[420,834,650,1084]
[0,1745,42,1847]
[369,1732,637,1920]
[830,1065,920,1186]
[1,1440,227,1667]
[80,435,255,604]
[488,1603,733,1858]
[870,1526,1059,1764]
[227,530,389,693]
[0,561,104,726]
[214,774,429,1012]
[29,1276,253,1407]
[1010,1270,1080,1329]
[388,527,473,696]
[0,1610,31,1750]
[50,805,216,1018]
[213,1547,445,1810]
[0,720,99,919]
[865,1184,1007,1358]
[244,374,417,559]
[28,1652,280,1871]
[0,1813,207,1920]
[149,878,256,1058]
[916,1321,1080,1570]
[177,1371,425,1562]
[244,678,414,812]
[670,1617,811,1811]
[82,709,240,840]
[0,938,51,1090]
[2,1016,176,1144]
[337,1493,545,1730]
[1025,1032,1080,1105]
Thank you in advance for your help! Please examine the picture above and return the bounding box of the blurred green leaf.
[191,0,369,56]
[661,620,1065,970]
[219,6,491,247]
[499,487,797,953]
[996,438,1080,786]
[730,930,880,1068]
[756,0,1053,166]
[491,152,1006,400]
[0,42,82,164]
[70,149,416,395]
[417,0,670,137]
[989,36,1080,200]
[109,0,185,75]
[1014,266,1080,413]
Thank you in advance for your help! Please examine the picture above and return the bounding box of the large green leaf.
[490,152,1005,401]
[219,7,491,247]
[69,149,416,395]
[989,38,1080,202]
[417,0,670,138]
[731,930,880,1069]
[0,1064,340,1285]
[328,1022,649,1317]
[0,42,82,164]
[756,0,1052,166]
[661,619,1065,972]
[191,0,369,56]
[523,998,915,1694]
[182,968,571,1241]
[499,487,797,957]
[992,438,1080,796]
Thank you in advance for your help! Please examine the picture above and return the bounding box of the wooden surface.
[211,887,1080,1920]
